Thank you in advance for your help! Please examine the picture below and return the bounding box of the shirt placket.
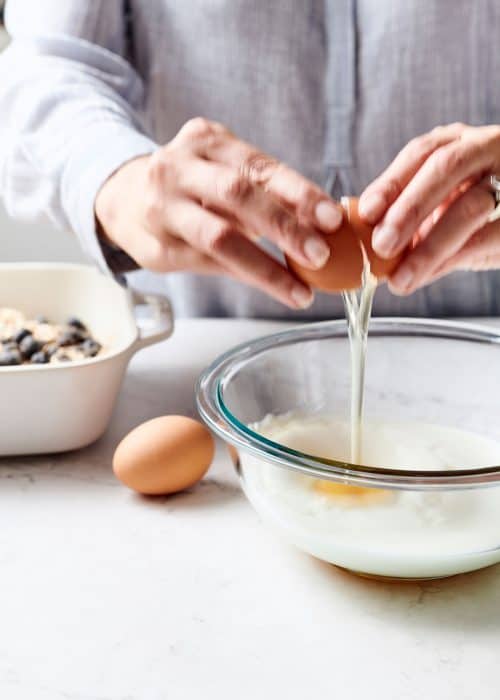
[323,0,357,197]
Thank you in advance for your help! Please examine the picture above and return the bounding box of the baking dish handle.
[130,290,174,351]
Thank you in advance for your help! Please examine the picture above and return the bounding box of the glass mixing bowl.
[197,319,500,580]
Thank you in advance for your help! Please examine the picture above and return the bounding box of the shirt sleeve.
[0,1,158,273]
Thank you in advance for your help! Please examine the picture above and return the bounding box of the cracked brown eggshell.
[287,197,403,292]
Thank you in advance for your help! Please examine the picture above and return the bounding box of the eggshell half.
[287,197,402,292]
[113,415,215,495]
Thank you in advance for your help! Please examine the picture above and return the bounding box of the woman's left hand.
[358,123,500,295]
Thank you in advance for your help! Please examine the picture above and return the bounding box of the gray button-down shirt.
[1,1,499,318]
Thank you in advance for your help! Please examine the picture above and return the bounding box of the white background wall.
[0,26,85,264]
[0,205,85,263]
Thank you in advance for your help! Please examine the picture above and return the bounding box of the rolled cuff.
[61,121,158,277]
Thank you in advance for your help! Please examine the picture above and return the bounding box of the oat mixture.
[0,308,102,366]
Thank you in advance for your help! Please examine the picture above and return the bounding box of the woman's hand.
[95,117,343,309]
[358,123,500,294]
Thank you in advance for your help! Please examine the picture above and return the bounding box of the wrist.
[94,154,151,248]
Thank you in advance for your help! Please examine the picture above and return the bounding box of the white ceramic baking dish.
[0,263,173,456]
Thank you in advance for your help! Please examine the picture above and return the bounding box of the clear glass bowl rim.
[196,318,500,491]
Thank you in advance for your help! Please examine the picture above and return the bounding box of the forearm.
[0,1,157,269]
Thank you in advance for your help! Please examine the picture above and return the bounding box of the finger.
[359,123,467,224]
[425,219,500,286]
[372,127,500,259]
[198,134,344,234]
[123,227,226,275]
[177,158,334,270]
[414,179,478,245]
[161,198,314,309]
[170,116,230,148]
[424,258,461,286]
[435,218,500,278]
[388,183,495,295]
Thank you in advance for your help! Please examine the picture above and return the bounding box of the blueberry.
[56,353,70,362]
[30,351,49,364]
[2,341,19,351]
[80,338,101,358]
[44,343,59,357]
[58,329,86,346]
[0,349,22,366]
[66,317,87,332]
[35,315,50,324]
[19,335,42,359]
[13,328,30,344]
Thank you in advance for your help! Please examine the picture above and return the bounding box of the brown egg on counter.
[287,196,402,292]
[113,415,215,495]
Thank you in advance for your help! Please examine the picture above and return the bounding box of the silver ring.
[488,175,500,223]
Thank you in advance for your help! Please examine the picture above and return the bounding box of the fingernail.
[303,235,330,268]
[315,201,343,232]
[358,193,386,223]
[390,265,414,293]
[372,226,399,257]
[291,285,314,309]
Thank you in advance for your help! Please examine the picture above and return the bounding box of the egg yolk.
[314,479,391,505]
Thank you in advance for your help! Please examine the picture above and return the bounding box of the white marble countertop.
[1,318,500,700]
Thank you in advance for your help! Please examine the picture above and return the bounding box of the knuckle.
[459,189,493,221]
[405,134,429,158]
[147,150,178,187]
[432,122,464,136]
[414,133,435,153]
[484,125,500,150]
[295,183,319,216]
[206,221,234,254]
[403,246,435,280]
[181,117,214,140]
[391,201,421,229]
[409,259,428,284]
[287,176,312,202]
[406,135,422,150]
[147,151,166,185]
[218,172,253,204]
[405,202,422,224]
[418,235,442,264]
[430,124,446,137]
[209,120,228,135]
[261,262,290,291]
[463,139,482,162]
[178,117,228,151]
[431,145,465,178]
[144,195,162,232]
[384,177,402,201]
[269,206,297,242]
[240,152,278,185]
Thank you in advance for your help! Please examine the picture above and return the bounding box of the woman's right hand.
[95,118,343,309]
